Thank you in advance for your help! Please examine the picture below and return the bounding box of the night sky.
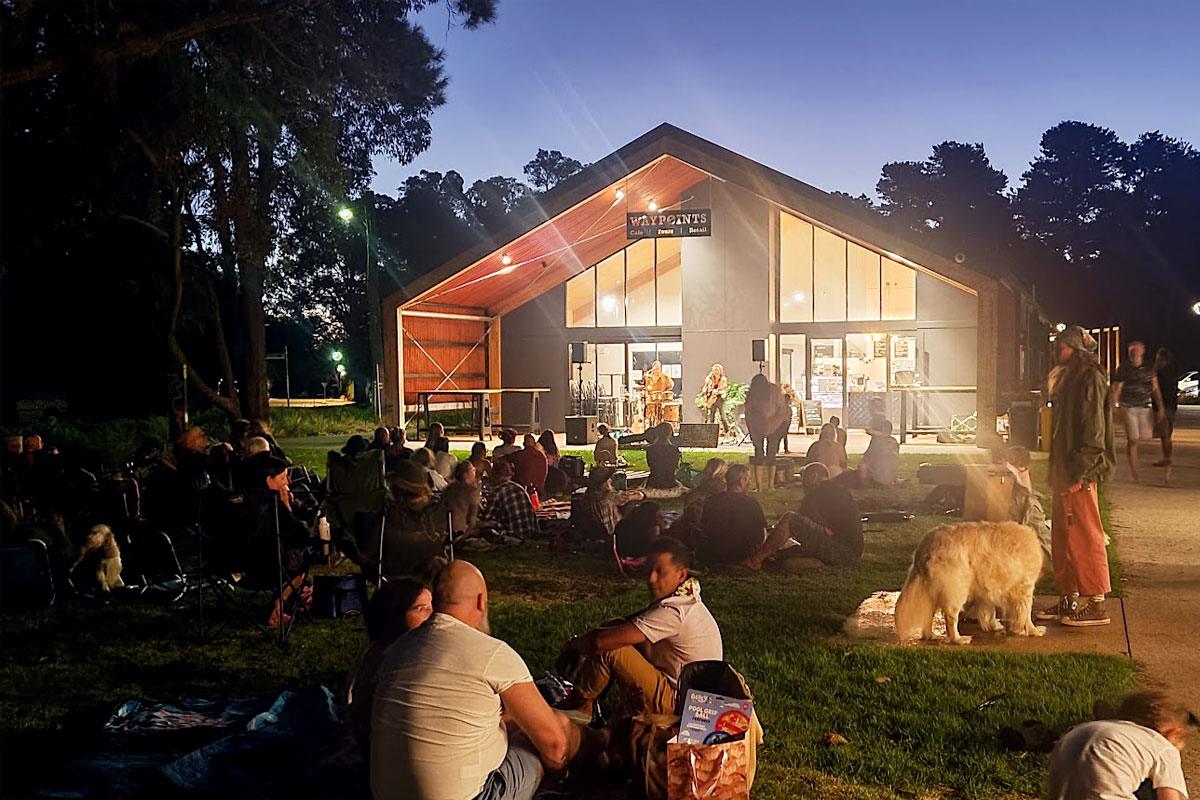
[372,0,1199,199]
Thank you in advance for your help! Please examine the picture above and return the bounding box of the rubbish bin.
[1008,400,1038,451]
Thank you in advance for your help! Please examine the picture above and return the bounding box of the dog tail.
[894,564,936,641]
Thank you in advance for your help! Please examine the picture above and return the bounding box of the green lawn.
[0,449,1135,799]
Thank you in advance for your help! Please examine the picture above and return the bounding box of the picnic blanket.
[46,686,359,799]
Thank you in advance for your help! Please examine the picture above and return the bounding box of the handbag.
[667,737,751,800]
[629,713,679,800]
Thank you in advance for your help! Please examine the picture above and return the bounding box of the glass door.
[780,334,807,400]
[810,338,844,417]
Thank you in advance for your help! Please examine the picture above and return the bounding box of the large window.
[847,243,881,321]
[780,214,814,322]
[566,239,683,327]
[883,257,917,320]
[777,210,917,322]
[813,228,847,322]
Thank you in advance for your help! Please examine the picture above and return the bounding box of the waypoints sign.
[626,208,712,239]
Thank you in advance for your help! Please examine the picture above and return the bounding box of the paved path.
[1108,405,1200,784]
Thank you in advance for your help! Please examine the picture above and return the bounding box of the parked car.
[1178,370,1199,403]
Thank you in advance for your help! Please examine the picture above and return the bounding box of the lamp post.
[339,200,383,419]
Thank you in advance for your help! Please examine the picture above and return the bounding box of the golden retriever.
[73,524,125,592]
[895,520,1044,644]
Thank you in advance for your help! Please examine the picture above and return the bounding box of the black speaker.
[751,339,767,363]
[565,415,599,445]
[569,342,587,364]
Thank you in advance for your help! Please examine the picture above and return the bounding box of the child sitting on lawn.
[1047,690,1194,800]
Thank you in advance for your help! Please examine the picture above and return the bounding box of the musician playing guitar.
[642,360,675,429]
[701,363,729,431]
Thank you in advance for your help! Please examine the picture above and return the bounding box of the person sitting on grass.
[369,427,391,451]
[1047,690,1193,800]
[468,441,491,482]
[430,437,457,482]
[538,429,561,468]
[249,418,287,461]
[372,561,594,800]
[858,400,899,486]
[423,421,448,452]
[805,422,848,478]
[411,447,448,492]
[593,424,619,467]
[829,415,848,448]
[382,461,447,579]
[508,433,549,497]
[493,427,521,460]
[480,459,539,541]
[559,537,723,718]
[613,501,663,561]
[666,458,727,544]
[347,577,433,753]
[242,454,330,627]
[385,427,412,471]
[442,460,481,536]
[644,423,684,496]
[571,466,645,541]
[782,463,863,567]
[696,464,792,570]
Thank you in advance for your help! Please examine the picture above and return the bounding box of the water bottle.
[528,485,541,511]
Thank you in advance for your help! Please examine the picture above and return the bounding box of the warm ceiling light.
[615,189,625,200]
[647,200,657,211]
[501,254,513,265]
[792,291,806,303]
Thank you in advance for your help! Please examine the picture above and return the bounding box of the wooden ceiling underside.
[403,156,709,317]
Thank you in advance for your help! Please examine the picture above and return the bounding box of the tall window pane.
[625,239,656,326]
[565,268,595,327]
[882,257,917,320]
[813,228,847,322]
[595,251,625,327]
[847,242,881,321]
[655,238,682,326]
[779,212,813,322]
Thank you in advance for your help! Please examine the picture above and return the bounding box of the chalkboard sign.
[800,400,824,431]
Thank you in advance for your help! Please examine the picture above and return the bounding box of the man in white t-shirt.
[561,536,723,717]
[371,561,582,800]
[1047,691,1193,800]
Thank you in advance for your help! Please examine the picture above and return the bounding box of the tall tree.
[877,141,1013,271]
[1013,121,1130,272]
[1,0,497,420]
[523,148,585,191]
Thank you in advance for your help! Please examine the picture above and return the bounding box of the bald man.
[371,561,580,800]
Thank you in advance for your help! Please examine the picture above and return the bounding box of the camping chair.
[323,449,386,583]
[612,534,645,578]
[193,488,306,645]
[120,527,187,603]
[1,539,56,610]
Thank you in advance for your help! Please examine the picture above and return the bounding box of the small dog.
[895,520,1044,645]
[73,524,125,592]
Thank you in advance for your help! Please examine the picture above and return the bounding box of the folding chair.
[323,449,386,582]
[1,539,56,610]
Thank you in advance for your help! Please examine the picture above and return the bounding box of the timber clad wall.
[400,315,488,405]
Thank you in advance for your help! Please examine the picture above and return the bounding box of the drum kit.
[641,386,681,430]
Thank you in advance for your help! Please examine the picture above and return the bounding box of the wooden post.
[975,285,1000,449]
[488,316,503,428]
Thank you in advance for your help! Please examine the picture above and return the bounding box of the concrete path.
[1108,405,1200,784]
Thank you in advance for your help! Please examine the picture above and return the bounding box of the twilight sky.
[372,0,1199,200]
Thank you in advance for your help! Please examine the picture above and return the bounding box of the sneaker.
[1061,599,1111,627]
[1035,596,1073,622]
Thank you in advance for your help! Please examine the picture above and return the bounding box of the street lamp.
[335,200,382,419]
[337,207,354,223]
[331,350,343,362]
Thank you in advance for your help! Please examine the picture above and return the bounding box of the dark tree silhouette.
[523,148,586,191]
[877,142,1013,272]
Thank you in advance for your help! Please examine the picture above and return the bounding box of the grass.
[0,451,1135,799]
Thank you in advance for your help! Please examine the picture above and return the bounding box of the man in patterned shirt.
[481,459,539,540]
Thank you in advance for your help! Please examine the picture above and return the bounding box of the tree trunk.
[230,127,277,421]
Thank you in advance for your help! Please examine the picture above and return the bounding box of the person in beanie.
[1036,325,1116,627]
